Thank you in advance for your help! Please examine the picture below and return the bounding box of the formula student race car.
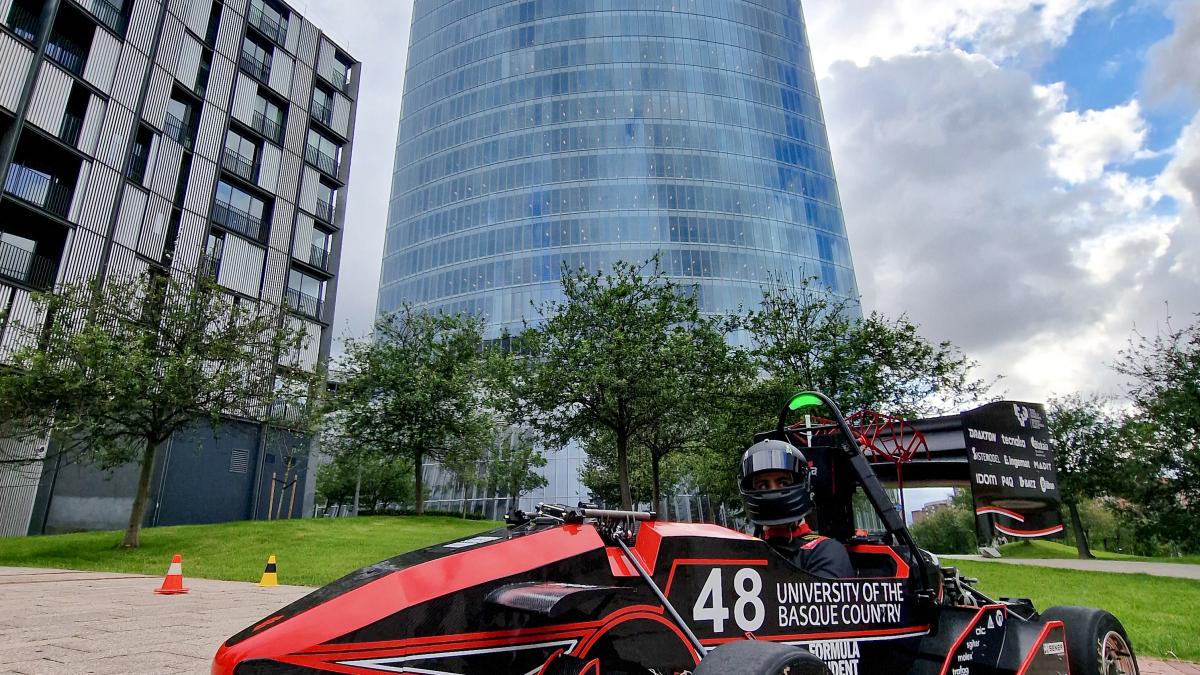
[213,391,1139,675]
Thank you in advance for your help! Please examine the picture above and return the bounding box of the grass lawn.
[1000,540,1200,565]
[957,559,1200,661]
[0,516,500,587]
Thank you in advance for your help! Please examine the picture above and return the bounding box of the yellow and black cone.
[258,554,279,587]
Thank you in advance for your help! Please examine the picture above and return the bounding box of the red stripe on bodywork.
[702,625,931,646]
[1016,620,1068,675]
[938,605,1006,675]
[845,544,911,579]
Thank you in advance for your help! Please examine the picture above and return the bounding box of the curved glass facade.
[381,0,859,509]
[382,0,858,334]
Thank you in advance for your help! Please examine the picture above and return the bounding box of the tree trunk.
[121,438,158,548]
[414,449,425,516]
[616,432,632,510]
[1068,501,1094,559]
[650,452,662,514]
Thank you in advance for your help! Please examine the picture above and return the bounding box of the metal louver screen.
[229,449,250,474]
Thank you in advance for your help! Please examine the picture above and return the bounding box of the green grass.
[957,560,1200,661]
[1000,540,1200,565]
[0,516,500,587]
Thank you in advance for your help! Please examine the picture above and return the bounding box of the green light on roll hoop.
[787,393,824,411]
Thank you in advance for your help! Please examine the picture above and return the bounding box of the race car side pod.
[611,533,707,658]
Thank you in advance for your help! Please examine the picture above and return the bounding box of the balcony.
[199,252,221,280]
[212,200,264,240]
[88,0,127,34]
[221,149,256,182]
[4,165,72,219]
[59,112,83,146]
[239,49,271,82]
[251,110,282,144]
[247,3,286,45]
[46,34,85,75]
[7,3,39,42]
[308,243,328,270]
[305,145,337,177]
[126,148,149,183]
[315,197,334,223]
[285,287,322,319]
[164,112,192,149]
[311,99,332,127]
[0,238,57,290]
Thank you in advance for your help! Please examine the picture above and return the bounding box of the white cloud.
[1143,0,1200,104]
[1043,91,1149,184]
[821,50,1195,400]
[803,0,1116,74]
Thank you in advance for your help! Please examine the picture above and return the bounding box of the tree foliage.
[502,258,742,509]
[315,452,413,512]
[0,271,310,547]
[327,307,493,515]
[740,276,990,417]
[1114,314,1200,552]
[910,489,978,554]
[1045,394,1129,558]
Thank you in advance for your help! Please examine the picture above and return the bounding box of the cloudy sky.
[299,0,1200,404]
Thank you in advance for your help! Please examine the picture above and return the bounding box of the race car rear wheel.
[692,641,832,675]
[1040,606,1139,675]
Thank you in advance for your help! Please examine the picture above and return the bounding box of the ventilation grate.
[229,449,250,474]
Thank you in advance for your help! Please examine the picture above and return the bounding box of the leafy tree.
[485,431,549,512]
[0,271,310,547]
[910,489,978,554]
[741,276,989,417]
[316,452,413,513]
[1114,315,1200,552]
[328,307,492,515]
[501,259,739,509]
[1046,395,1129,558]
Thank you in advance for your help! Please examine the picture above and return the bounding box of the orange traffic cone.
[154,553,189,595]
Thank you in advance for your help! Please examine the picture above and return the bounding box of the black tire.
[693,641,832,675]
[1040,606,1139,675]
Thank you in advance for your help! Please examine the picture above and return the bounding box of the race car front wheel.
[692,641,832,675]
[1040,606,1139,675]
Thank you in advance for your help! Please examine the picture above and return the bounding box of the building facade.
[381,0,858,509]
[0,0,358,535]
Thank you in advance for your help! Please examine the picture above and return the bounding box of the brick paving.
[0,566,1192,674]
[0,567,308,674]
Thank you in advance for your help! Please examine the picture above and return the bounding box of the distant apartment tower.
[0,0,358,535]
[381,1,859,511]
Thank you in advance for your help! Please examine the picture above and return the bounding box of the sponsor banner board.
[961,401,1064,539]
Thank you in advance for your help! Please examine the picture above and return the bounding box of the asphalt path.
[940,555,1200,580]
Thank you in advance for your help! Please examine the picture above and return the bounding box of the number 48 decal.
[692,568,765,633]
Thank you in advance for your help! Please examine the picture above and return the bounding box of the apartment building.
[0,0,358,535]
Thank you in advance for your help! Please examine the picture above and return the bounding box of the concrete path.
[0,566,1193,674]
[0,567,309,674]
[941,555,1200,580]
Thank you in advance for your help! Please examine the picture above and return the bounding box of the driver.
[739,439,854,579]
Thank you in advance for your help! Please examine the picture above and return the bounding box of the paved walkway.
[0,567,309,674]
[941,555,1200,580]
[0,566,1193,674]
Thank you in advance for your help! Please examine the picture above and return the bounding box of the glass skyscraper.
[381,0,859,510]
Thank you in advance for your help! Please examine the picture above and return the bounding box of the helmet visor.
[741,446,808,485]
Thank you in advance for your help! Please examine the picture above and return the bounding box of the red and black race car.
[213,392,1139,675]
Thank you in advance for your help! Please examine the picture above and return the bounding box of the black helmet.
[738,439,813,526]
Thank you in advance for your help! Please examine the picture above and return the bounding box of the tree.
[316,452,413,513]
[741,276,989,417]
[1114,314,1200,552]
[1045,395,1128,559]
[501,258,738,509]
[328,307,492,515]
[0,271,310,547]
[485,431,549,512]
[910,491,977,554]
